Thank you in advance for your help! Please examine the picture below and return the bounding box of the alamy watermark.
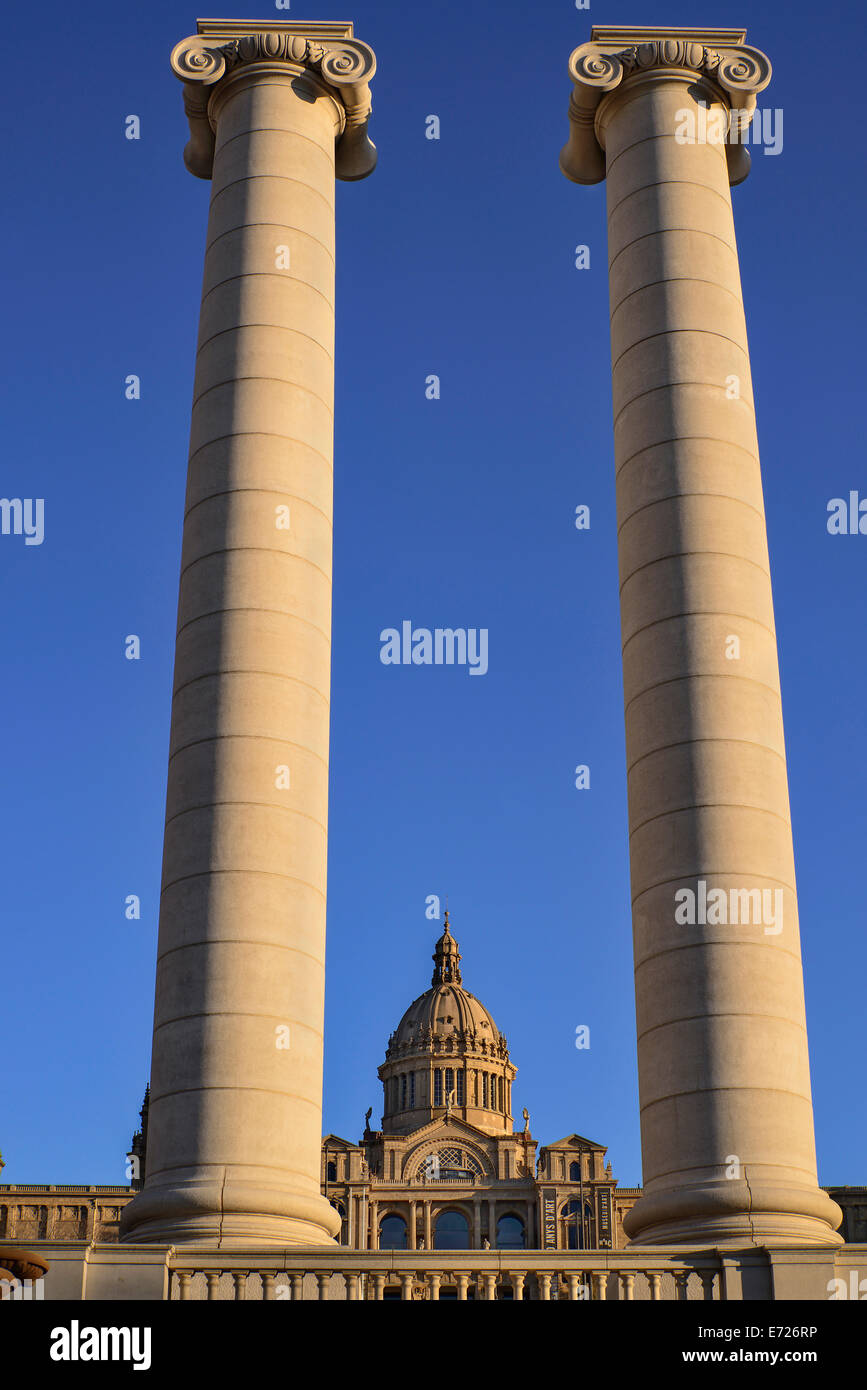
[0,498,44,545]
[674,880,783,934]
[380,622,488,676]
[675,104,783,156]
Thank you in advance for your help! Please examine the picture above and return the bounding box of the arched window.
[434,1069,443,1106]
[570,1161,581,1182]
[434,1210,471,1250]
[561,1199,595,1249]
[379,1214,407,1250]
[496,1214,525,1250]
[326,1160,337,1182]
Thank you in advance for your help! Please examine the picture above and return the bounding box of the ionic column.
[120,20,376,1248]
[560,26,841,1248]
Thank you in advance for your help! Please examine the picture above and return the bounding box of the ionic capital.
[560,26,771,186]
[171,20,376,182]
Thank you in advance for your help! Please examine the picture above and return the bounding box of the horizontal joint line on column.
[192,376,334,418]
[183,490,332,531]
[639,1084,814,1113]
[613,381,756,431]
[617,491,765,537]
[163,802,327,835]
[615,433,760,480]
[611,327,750,377]
[210,172,334,218]
[634,938,804,972]
[167,734,329,773]
[213,124,335,170]
[608,175,734,225]
[632,870,797,904]
[626,735,787,777]
[636,1011,809,1042]
[624,670,782,718]
[622,609,777,654]
[172,668,329,708]
[179,545,332,589]
[629,801,792,839]
[150,1083,323,1106]
[153,1012,323,1036]
[619,548,771,597]
[609,225,736,277]
[160,868,326,902]
[611,274,744,322]
[176,604,330,645]
[196,322,335,366]
[606,128,728,183]
[188,432,333,475]
[157,939,325,969]
[200,270,334,318]
[205,219,335,268]
[649,1161,819,1185]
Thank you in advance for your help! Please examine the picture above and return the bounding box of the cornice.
[560,26,771,187]
[171,21,376,182]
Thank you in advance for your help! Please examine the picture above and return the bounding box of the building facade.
[2,916,863,1255]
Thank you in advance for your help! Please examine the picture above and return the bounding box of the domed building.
[319,913,628,1253]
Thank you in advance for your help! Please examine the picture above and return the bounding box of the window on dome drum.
[434,1069,442,1106]
[444,1067,454,1099]
[409,1072,415,1107]
[473,1071,479,1106]
[482,1074,488,1108]
[498,1077,504,1110]
[496,1214,525,1250]
[456,1071,464,1105]
[400,1074,406,1108]
[570,1161,581,1182]
[379,1214,407,1250]
[434,1209,471,1250]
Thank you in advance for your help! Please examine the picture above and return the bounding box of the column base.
[623,1179,844,1250]
[119,1175,341,1248]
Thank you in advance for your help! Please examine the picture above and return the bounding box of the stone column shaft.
[120,21,376,1248]
[561,26,841,1248]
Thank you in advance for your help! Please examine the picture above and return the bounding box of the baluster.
[567,1272,585,1301]
[700,1271,716,1301]
[538,1273,552,1300]
[510,1272,525,1301]
[481,1272,496,1301]
[316,1272,331,1301]
[288,1272,304,1301]
[647,1272,662,1301]
[205,1271,221,1301]
[619,1272,635,1301]
[261,1272,275,1301]
[400,1272,415,1300]
[176,1270,191,1301]
[232,1271,248,1301]
[373,1272,386,1301]
[591,1271,607,1301]
[455,1273,470,1301]
[428,1272,441,1301]
[345,1272,360,1300]
[674,1271,689,1301]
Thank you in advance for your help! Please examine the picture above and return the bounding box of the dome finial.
[432,910,462,986]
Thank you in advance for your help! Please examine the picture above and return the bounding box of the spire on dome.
[432,910,463,986]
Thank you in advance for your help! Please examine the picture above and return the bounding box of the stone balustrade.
[167,1250,722,1300]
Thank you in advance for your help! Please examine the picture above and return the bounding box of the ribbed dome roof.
[393,982,501,1046]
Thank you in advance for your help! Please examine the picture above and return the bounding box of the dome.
[394,983,501,1047]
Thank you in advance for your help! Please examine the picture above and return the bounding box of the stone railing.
[167,1249,723,1300]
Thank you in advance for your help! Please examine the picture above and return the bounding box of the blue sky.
[2,0,864,1192]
